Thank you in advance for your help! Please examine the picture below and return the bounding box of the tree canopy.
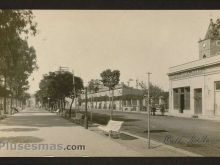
[36,71,84,110]
[88,79,100,93]
[0,10,38,111]
[100,69,120,90]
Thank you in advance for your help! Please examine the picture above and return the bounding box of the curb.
[121,131,202,157]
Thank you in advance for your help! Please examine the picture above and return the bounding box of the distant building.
[80,83,146,112]
[168,19,220,117]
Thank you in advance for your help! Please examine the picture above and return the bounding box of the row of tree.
[0,10,38,114]
[35,71,84,118]
[36,68,168,120]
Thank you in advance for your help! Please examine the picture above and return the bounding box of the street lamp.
[47,97,50,111]
[146,72,152,149]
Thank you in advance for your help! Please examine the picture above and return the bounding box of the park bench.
[98,120,124,138]
[71,113,84,124]
[55,109,60,115]
[11,107,19,114]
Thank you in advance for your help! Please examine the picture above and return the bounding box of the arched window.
[203,54,206,58]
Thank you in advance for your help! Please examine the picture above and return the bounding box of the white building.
[168,19,220,118]
[80,83,145,112]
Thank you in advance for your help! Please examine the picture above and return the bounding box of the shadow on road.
[0,136,43,143]
[144,130,168,133]
[0,128,39,132]
[0,112,79,128]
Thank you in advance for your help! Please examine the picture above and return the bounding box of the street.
[87,109,220,156]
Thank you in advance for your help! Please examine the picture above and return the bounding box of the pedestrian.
[150,99,156,116]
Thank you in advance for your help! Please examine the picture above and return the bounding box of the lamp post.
[47,97,50,111]
[147,72,152,149]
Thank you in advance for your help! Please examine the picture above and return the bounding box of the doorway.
[180,94,184,113]
[214,81,220,116]
[194,88,202,115]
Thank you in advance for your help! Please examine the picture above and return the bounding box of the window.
[215,81,220,90]
[132,100,137,106]
[173,88,179,110]
[184,87,190,109]
[123,100,126,106]
[173,87,190,110]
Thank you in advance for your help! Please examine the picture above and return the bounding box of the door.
[215,81,220,115]
[215,91,220,115]
[180,94,184,113]
[194,88,202,115]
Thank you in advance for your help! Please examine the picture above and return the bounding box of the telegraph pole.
[147,72,152,149]
[72,70,77,111]
[84,87,88,129]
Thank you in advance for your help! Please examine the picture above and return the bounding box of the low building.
[168,19,220,117]
[80,83,146,112]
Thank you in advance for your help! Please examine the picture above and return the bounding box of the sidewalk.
[0,108,141,157]
[0,108,201,157]
[89,124,201,157]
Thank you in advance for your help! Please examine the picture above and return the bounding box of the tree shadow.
[0,136,43,143]
[0,113,80,128]
[0,128,39,132]
[79,112,140,125]
[144,130,168,133]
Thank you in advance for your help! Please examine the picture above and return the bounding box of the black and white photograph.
[1,9,220,158]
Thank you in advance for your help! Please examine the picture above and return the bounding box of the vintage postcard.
[1,9,220,157]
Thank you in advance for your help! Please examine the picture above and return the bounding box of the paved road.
[87,109,220,156]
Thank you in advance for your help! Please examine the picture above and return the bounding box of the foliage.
[100,69,120,90]
[0,10,38,110]
[36,71,84,110]
[87,79,100,93]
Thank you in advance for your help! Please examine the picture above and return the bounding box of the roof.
[168,55,220,75]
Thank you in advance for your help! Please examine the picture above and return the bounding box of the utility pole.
[72,70,77,111]
[147,72,152,149]
[84,87,88,129]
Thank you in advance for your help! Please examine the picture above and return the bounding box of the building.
[80,83,146,112]
[168,19,220,118]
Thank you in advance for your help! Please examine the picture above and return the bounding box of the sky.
[27,10,220,94]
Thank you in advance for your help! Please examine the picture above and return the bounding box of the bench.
[55,109,60,115]
[11,107,19,114]
[98,120,124,138]
[71,113,84,124]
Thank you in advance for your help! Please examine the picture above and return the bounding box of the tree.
[0,10,37,113]
[68,76,84,118]
[100,69,120,120]
[88,79,100,109]
[36,71,84,118]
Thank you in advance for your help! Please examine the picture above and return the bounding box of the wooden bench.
[98,120,124,138]
[71,113,84,124]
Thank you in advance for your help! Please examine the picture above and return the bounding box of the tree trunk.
[69,98,74,118]
[111,89,114,120]
[16,97,18,108]
[109,89,112,120]
[3,75,7,114]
